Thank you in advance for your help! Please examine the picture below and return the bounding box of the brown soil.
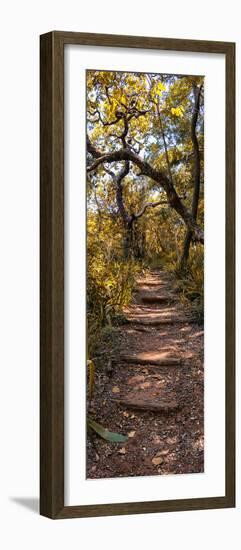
[87,270,204,479]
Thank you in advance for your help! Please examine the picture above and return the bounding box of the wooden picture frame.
[40,31,235,519]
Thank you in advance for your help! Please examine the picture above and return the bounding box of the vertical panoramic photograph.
[86,70,204,479]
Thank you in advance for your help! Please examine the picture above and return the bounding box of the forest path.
[87,270,204,478]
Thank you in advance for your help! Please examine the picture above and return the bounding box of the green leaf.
[88,417,128,443]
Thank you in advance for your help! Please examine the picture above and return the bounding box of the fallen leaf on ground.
[118,447,126,455]
[140,382,151,389]
[152,456,163,466]
[112,386,120,393]
[128,431,136,438]
[128,375,145,386]
[152,435,162,444]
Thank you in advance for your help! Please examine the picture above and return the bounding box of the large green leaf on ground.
[87,417,128,443]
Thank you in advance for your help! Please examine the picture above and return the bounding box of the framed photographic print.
[40,31,235,519]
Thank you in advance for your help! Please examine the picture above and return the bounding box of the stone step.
[125,326,155,334]
[125,316,185,326]
[120,353,181,367]
[136,282,170,290]
[140,294,175,305]
[112,396,179,412]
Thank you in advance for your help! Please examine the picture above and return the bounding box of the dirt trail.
[87,270,204,478]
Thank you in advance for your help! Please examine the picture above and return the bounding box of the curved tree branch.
[87,136,204,243]
[134,200,167,219]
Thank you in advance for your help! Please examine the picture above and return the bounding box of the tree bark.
[122,218,133,259]
[180,83,203,270]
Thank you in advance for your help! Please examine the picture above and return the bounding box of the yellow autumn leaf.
[171,106,184,117]
[156,82,166,96]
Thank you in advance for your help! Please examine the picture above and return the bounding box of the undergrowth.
[164,245,204,325]
[87,256,145,359]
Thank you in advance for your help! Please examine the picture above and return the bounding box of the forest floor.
[87,269,204,479]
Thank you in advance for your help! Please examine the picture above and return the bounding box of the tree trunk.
[180,231,193,269]
[124,219,134,259]
[180,83,203,270]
